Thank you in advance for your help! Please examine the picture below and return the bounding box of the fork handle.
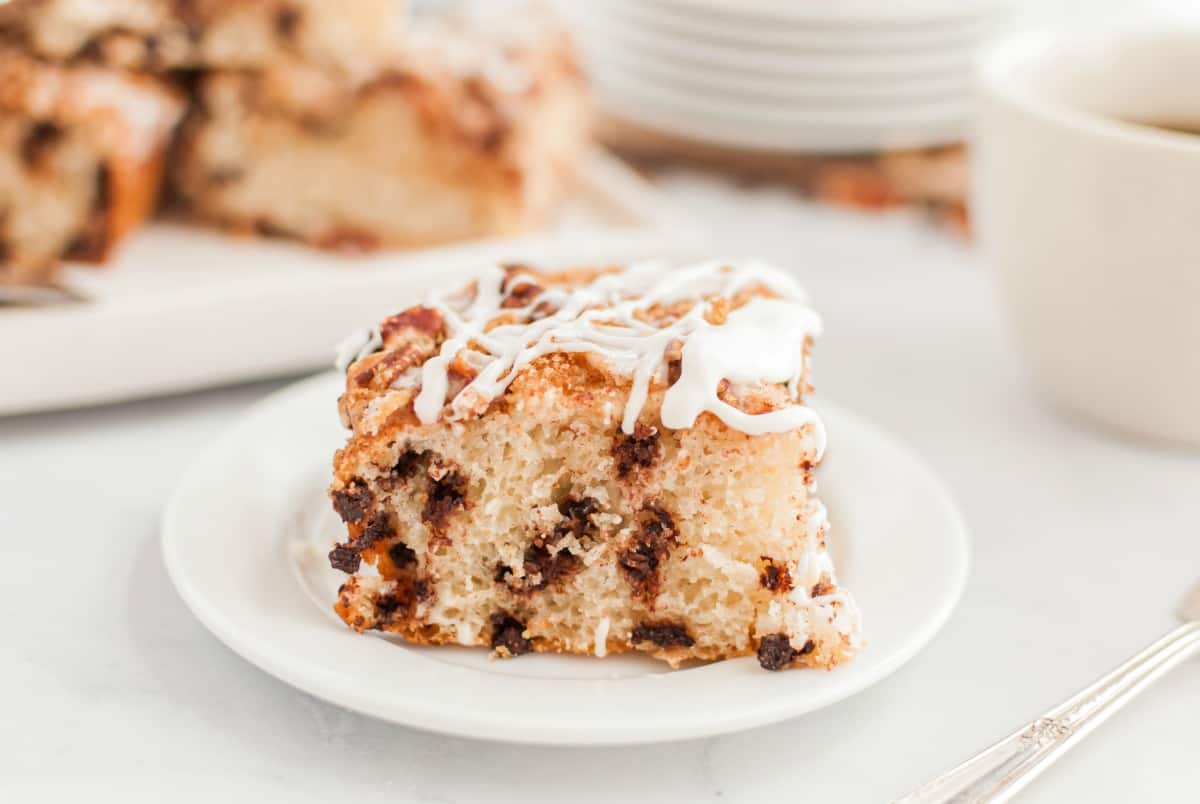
[893,621,1200,804]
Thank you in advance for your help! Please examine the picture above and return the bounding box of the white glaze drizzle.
[594,617,611,658]
[660,297,822,439]
[399,258,826,452]
[335,327,383,373]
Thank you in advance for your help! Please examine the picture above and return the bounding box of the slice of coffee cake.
[329,259,861,670]
[0,45,183,285]
[0,0,406,79]
[172,9,588,251]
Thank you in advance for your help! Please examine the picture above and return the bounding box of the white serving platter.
[0,153,703,416]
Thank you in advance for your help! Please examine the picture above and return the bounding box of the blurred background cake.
[172,11,588,249]
[0,0,406,78]
[0,0,590,284]
[0,42,182,285]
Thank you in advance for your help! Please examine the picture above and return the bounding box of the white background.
[4,1,1200,802]
[4,176,1199,802]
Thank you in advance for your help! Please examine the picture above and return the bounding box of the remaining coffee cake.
[0,0,407,80]
[602,116,970,237]
[328,259,862,670]
[172,10,588,250]
[0,44,183,284]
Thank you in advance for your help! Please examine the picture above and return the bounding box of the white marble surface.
[3,176,1199,803]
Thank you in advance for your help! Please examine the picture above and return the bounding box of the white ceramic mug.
[974,26,1200,447]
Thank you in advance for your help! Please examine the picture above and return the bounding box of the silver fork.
[894,581,1200,804]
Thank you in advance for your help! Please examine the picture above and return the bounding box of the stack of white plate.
[558,0,1015,153]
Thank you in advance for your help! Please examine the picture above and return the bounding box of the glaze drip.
[335,327,383,373]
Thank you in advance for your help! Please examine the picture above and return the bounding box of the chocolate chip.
[499,503,588,591]
[559,495,599,522]
[274,6,302,38]
[554,496,599,540]
[519,542,579,591]
[388,541,417,569]
[612,424,661,478]
[328,545,361,574]
[618,503,678,601]
[422,470,468,532]
[77,38,106,63]
[331,479,372,524]
[631,623,694,648]
[618,544,658,591]
[756,634,796,671]
[392,449,426,481]
[374,593,403,617]
[642,504,676,539]
[798,639,816,656]
[760,559,793,593]
[490,614,531,657]
[362,514,393,545]
[20,123,60,168]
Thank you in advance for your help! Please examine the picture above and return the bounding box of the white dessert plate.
[559,1,1005,153]
[162,371,970,746]
[581,13,989,79]
[0,152,701,416]
[644,0,1012,26]
[592,42,976,104]
[612,0,1003,51]
[593,66,975,126]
